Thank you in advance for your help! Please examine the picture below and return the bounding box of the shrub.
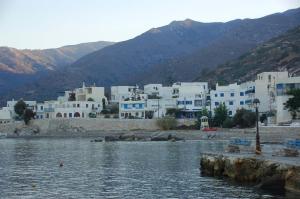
[213,103,228,127]
[14,100,26,117]
[233,108,256,128]
[223,118,234,128]
[23,109,35,125]
[156,117,178,130]
[104,114,111,118]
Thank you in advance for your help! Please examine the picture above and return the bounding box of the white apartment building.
[110,86,139,103]
[254,71,289,113]
[173,82,209,118]
[119,100,146,119]
[211,82,255,117]
[275,76,300,123]
[58,83,107,103]
[36,100,102,119]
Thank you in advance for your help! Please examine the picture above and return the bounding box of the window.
[240,92,244,96]
[86,104,88,108]
[40,106,44,110]
[229,101,234,105]
[73,104,76,108]
[77,104,80,108]
[215,94,218,97]
[124,104,128,109]
[194,100,202,107]
[69,113,72,118]
[121,113,124,117]
[135,112,139,116]
[240,101,244,105]
[230,93,234,97]
[229,111,232,116]
[132,104,136,108]
[215,102,219,106]
[220,93,224,97]
[40,115,43,119]
[64,113,67,118]
[139,104,143,109]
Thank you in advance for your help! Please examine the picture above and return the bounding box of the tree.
[14,100,26,118]
[68,92,76,101]
[102,98,106,109]
[285,89,300,119]
[23,109,35,125]
[213,103,228,127]
[233,108,256,128]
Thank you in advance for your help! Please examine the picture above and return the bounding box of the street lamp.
[253,98,261,155]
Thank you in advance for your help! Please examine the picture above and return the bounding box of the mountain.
[0,41,115,74]
[0,41,114,96]
[194,26,300,85]
[2,8,300,103]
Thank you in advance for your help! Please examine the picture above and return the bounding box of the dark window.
[240,92,244,96]
[230,93,234,97]
[229,101,234,105]
[215,102,219,106]
[229,111,232,116]
[220,93,224,97]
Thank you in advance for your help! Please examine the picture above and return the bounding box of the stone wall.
[0,118,159,136]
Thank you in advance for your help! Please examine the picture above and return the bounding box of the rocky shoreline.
[200,153,300,194]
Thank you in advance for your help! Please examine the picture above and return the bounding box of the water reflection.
[0,139,292,198]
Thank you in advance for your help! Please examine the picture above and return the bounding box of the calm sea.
[0,138,291,198]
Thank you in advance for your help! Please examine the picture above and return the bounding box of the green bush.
[233,108,256,128]
[23,109,35,125]
[156,117,178,130]
[222,118,234,128]
[14,100,26,117]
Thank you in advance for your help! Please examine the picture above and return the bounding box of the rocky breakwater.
[200,153,300,194]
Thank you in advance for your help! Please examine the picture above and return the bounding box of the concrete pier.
[200,153,300,194]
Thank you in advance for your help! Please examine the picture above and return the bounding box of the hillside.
[195,26,300,85]
[0,41,114,74]
[2,8,300,103]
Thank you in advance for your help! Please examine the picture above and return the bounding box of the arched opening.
[56,112,62,118]
[74,112,80,118]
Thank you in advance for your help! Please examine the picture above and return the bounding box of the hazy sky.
[1,0,300,49]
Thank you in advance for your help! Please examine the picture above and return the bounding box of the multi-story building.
[119,100,146,119]
[210,81,255,117]
[110,86,139,103]
[254,72,289,113]
[58,82,107,103]
[172,82,209,118]
[275,76,300,123]
[36,100,102,119]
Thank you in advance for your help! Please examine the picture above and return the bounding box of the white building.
[211,82,255,117]
[5,100,37,119]
[110,86,139,103]
[0,107,13,124]
[254,71,289,113]
[119,100,146,119]
[36,100,102,119]
[172,82,209,118]
[35,83,107,119]
[275,76,300,123]
[59,82,107,103]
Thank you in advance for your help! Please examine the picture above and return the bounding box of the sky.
[1,0,300,49]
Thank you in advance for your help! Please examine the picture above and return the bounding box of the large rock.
[200,154,300,194]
